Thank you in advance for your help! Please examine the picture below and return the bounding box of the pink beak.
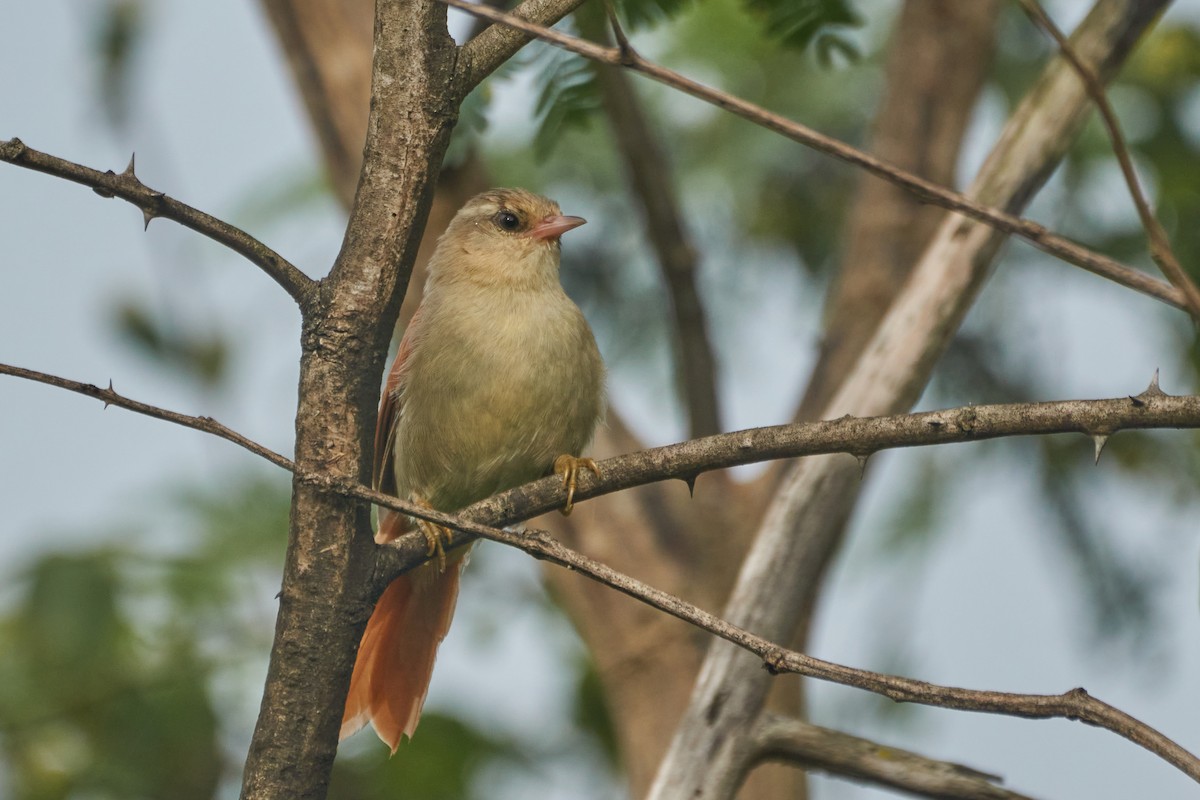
[526,214,586,242]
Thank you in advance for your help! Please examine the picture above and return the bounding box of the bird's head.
[428,188,586,290]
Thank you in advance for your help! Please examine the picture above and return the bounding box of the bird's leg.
[553,454,600,515]
[411,496,449,573]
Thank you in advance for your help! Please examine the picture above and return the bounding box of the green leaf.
[610,0,694,30]
[445,83,491,169]
[744,0,862,54]
[530,46,602,158]
[92,0,146,129]
[330,713,518,800]
[111,299,231,388]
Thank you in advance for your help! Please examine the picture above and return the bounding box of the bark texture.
[241,1,459,797]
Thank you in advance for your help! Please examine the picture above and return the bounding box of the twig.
[0,362,297,473]
[579,5,722,437]
[436,0,1186,312]
[6,358,1199,781]
[0,139,316,310]
[751,715,1037,800]
[1017,0,1200,322]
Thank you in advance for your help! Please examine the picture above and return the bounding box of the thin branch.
[437,0,1187,312]
[6,359,1199,782]
[578,5,721,438]
[372,504,1200,788]
[455,0,588,93]
[0,138,317,310]
[0,362,297,473]
[1017,0,1200,321]
[751,715,1037,800]
[6,358,1200,559]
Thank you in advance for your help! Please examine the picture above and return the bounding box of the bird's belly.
[394,327,599,511]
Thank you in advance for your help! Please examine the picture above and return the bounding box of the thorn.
[104,379,115,409]
[1133,369,1168,404]
[122,152,137,177]
[684,475,697,497]
[1091,434,1109,464]
[1145,369,1165,397]
[143,208,155,230]
[855,453,870,478]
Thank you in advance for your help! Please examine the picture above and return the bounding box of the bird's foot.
[553,454,600,516]
[412,496,449,573]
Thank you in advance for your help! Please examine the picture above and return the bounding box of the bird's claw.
[417,519,449,573]
[412,496,449,572]
[553,454,600,515]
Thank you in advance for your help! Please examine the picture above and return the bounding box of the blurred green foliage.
[92,0,145,129]
[0,470,621,799]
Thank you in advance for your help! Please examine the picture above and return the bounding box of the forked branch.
[1018,0,1200,320]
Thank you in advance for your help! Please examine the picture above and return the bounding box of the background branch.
[258,0,374,207]
[750,715,1036,800]
[578,6,722,439]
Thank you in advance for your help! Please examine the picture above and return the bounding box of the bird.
[340,188,605,752]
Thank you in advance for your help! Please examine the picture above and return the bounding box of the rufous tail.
[340,548,466,752]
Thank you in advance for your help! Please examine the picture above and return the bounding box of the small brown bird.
[340,188,605,751]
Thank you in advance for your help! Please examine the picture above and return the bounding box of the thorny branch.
[436,0,1188,312]
[4,359,1200,784]
[1017,0,1200,321]
[7,358,1199,555]
[0,138,316,310]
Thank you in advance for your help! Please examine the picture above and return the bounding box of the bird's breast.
[392,289,603,511]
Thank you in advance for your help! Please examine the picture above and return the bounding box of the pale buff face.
[428,188,585,290]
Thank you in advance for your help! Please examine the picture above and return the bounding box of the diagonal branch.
[750,715,1037,800]
[0,138,317,310]
[370,508,1200,787]
[1017,0,1200,320]
[438,0,1186,312]
[6,359,1199,784]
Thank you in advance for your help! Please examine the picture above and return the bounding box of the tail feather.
[341,550,466,751]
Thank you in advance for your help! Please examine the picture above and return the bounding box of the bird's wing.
[373,305,423,498]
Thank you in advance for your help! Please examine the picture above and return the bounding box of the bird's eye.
[494,210,521,232]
